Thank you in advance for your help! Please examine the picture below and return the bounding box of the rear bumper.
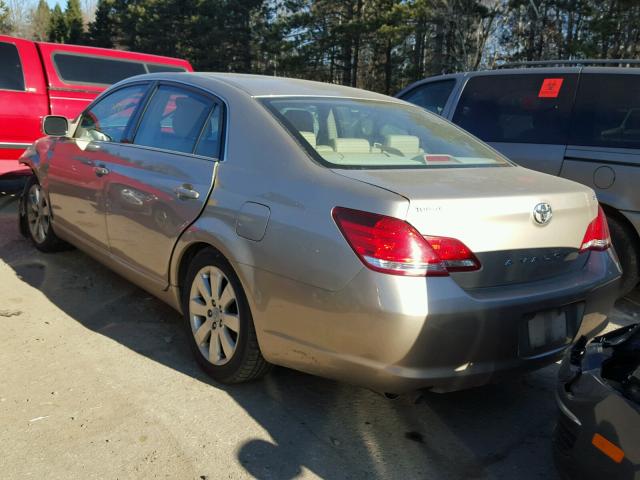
[554,339,640,480]
[242,249,622,393]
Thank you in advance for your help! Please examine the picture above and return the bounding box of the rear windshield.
[262,97,509,169]
[53,53,187,86]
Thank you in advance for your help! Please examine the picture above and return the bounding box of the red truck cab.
[0,35,193,176]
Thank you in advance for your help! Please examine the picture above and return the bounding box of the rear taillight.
[580,206,611,252]
[332,207,480,276]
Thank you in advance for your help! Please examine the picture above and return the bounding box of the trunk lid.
[333,166,599,288]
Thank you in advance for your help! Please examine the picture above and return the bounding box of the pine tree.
[86,0,115,48]
[48,4,68,43]
[31,0,51,41]
[0,0,11,34]
[66,0,84,44]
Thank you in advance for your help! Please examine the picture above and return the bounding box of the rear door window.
[452,74,577,144]
[401,80,455,115]
[133,85,214,155]
[0,42,25,91]
[570,74,640,149]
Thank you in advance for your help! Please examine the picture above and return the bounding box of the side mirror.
[42,115,69,137]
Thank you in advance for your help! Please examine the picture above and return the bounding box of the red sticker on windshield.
[538,78,564,98]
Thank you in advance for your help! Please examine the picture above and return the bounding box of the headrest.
[299,131,317,146]
[383,135,421,154]
[173,96,207,138]
[284,109,315,133]
[330,138,371,153]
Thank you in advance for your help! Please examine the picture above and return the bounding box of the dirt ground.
[1,182,638,480]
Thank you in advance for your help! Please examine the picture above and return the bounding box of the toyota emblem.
[533,202,552,225]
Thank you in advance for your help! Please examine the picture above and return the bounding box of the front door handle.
[94,165,110,177]
[175,185,200,200]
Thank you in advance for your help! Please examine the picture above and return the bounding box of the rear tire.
[182,248,271,384]
[607,214,640,297]
[22,176,67,252]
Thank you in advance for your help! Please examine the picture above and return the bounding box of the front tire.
[22,176,66,252]
[182,248,270,384]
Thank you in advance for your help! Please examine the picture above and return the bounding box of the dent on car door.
[46,83,149,249]
[104,84,220,282]
[451,73,578,175]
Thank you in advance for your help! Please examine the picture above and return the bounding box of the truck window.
[570,74,640,150]
[401,80,455,115]
[52,53,187,86]
[452,74,577,145]
[0,42,25,91]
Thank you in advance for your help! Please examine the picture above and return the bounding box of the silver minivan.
[398,61,640,296]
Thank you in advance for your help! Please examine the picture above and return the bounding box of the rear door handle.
[175,185,200,200]
[94,165,110,177]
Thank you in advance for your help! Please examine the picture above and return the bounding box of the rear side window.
[0,42,25,91]
[453,74,577,144]
[570,74,640,150]
[402,80,455,115]
[134,85,214,155]
[53,53,187,86]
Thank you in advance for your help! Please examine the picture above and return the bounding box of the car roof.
[123,72,405,103]
[398,65,640,96]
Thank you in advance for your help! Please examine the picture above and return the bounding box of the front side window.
[570,74,640,149]
[75,84,148,142]
[133,85,214,155]
[263,97,509,169]
[401,80,455,115]
[452,74,577,145]
[0,42,25,91]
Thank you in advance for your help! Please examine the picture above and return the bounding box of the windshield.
[262,97,510,169]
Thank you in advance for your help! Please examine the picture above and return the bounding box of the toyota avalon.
[18,73,621,393]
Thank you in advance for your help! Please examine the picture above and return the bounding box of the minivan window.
[264,97,509,169]
[402,80,455,115]
[75,84,148,142]
[570,74,640,150]
[134,85,214,155]
[0,42,25,91]
[453,74,577,145]
[53,53,187,86]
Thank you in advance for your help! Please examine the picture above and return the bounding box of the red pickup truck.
[0,35,193,176]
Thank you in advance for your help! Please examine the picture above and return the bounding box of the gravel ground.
[1,183,638,480]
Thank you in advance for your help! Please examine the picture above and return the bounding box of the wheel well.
[176,242,222,296]
[600,203,640,250]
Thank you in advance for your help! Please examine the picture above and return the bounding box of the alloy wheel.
[26,183,51,244]
[188,265,240,365]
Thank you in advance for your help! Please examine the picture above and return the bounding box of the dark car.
[554,323,640,479]
[397,60,640,296]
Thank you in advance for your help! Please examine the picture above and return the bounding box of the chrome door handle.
[175,185,200,200]
[94,165,110,177]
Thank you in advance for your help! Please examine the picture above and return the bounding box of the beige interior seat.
[383,134,422,156]
[331,138,371,153]
[299,131,317,146]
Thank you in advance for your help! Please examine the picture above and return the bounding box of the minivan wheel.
[22,176,66,252]
[182,248,271,383]
[607,215,640,297]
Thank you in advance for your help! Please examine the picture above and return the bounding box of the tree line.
[1,0,639,94]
